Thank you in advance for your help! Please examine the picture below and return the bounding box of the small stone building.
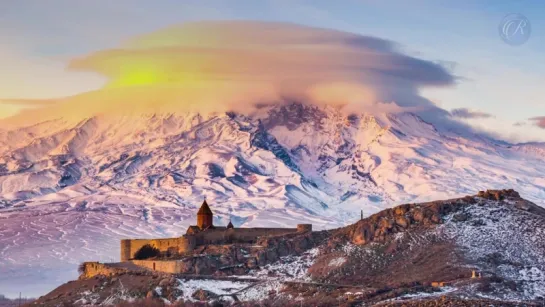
[120,200,312,261]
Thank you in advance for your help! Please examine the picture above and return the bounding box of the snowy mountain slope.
[0,103,544,298]
[509,142,545,158]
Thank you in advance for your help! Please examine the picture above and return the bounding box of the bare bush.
[134,244,160,260]
[77,262,86,274]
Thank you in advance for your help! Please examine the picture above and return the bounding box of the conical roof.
[227,220,234,228]
[197,200,213,215]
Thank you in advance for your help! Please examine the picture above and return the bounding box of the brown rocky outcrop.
[191,289,217,301]
[255,230,331,261]
[332,200,448,246]
[395,215,409,228]
[331,189,526,248]
[477,189,520,201]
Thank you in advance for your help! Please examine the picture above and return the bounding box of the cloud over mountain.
[70,21,455,86]
[450,108,493,119]
[529,116,545,129]
[2,21,467,132]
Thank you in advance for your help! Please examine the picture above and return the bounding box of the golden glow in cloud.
[2,21,455,126]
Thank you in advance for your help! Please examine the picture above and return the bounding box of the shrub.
[134,244,160,260]
[78,262,86,274]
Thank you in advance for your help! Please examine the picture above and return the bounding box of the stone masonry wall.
[121,226,311,261]
[192,227,299,245]
[297,224,312,232]
[120,237,196,261]
[80,262,127,279]
[131,260,182,273]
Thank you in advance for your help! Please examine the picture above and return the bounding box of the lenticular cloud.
[3,21,462,130]
[68,21,455,108]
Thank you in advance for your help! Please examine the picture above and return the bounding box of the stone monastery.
[121,200,312,261]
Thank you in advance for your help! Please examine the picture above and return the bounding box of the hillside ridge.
[30,189,545,306]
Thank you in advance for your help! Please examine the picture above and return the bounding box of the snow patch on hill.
[442,199,545,301]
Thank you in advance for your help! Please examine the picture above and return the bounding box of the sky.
[0,0,543,142]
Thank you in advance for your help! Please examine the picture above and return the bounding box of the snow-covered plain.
[0,104,544,297]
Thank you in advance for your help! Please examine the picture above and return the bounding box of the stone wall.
[120,237,196,261]
[80,262,127,279]
[121,239,151,262]
[192,227,299,245]
[120,225,312,261]
[297,224,312,232]
[150,237,196,254]
[131,260,182,273]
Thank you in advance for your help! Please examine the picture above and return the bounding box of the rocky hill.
[29,189,545,306]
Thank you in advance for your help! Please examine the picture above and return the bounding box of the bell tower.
[197,200,213,230]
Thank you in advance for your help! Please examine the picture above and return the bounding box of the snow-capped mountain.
[0,103,544,297]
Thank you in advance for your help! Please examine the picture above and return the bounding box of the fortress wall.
[297,224,312,232]
[190,227,299,245]
[120,225,312,261]
[150,238,184,251]
[229,227,299,241]
[192,229,229,245]
[131,260,182,274]
[150,237,196,255]
[121,239,151,262]
[80,262,127,279]
[120,237,196,261]
[179,235,197,252]
[120,239,132,262]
